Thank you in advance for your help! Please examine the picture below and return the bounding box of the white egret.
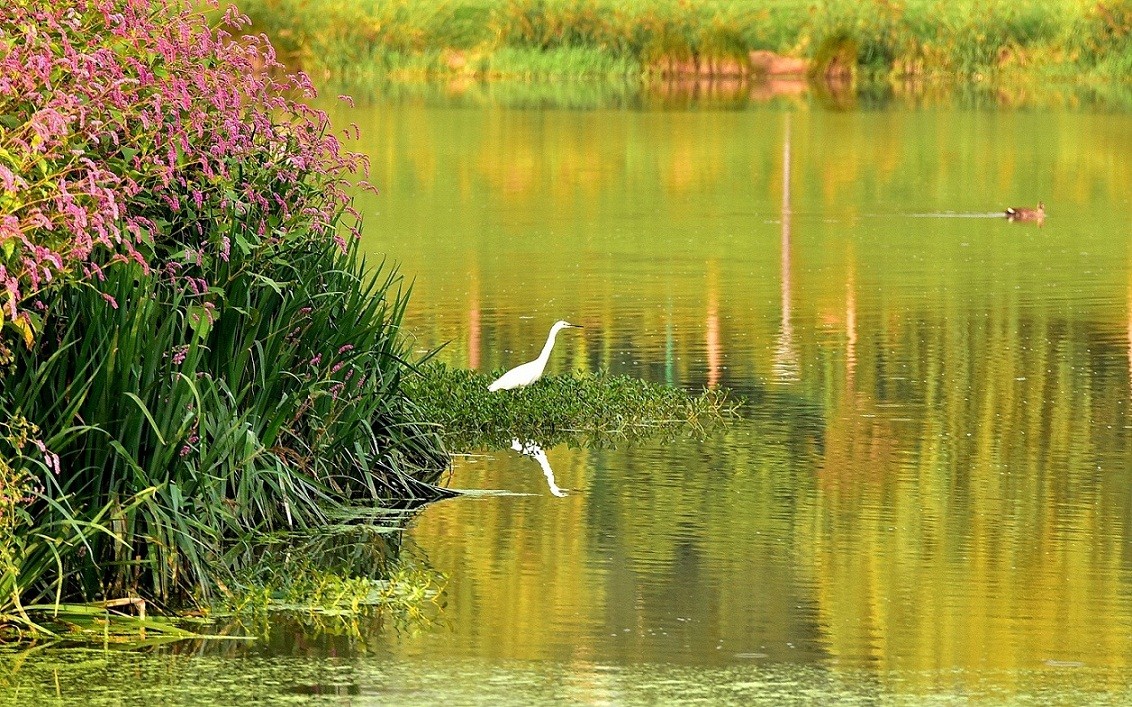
[488,320,582,391]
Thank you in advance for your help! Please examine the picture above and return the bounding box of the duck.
[1005,202,1045,223]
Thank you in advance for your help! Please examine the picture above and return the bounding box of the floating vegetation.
[219,562,446,637]
[215,522,446,640]
[407,362,738,452]
[3,600,216,649]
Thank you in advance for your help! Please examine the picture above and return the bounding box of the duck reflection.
[510,439,568,497]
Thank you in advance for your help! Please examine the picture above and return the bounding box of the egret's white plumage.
[488,320,582,391]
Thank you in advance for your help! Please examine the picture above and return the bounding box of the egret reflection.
[510,439,567,497]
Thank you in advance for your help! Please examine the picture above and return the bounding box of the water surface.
[6,84,1132,703]
[352,84,1132,699]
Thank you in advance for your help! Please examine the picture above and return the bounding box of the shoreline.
[233,0,1132,86]
[310,73,1132,115]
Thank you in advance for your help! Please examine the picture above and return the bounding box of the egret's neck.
[536,328,560,365]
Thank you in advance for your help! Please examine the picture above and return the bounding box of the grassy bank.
[234,0,1132,82]
[0,0,449,633]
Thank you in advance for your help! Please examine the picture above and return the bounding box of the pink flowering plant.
[0,0,365,355]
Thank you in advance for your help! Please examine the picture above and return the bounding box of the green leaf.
[124,393,167,446]
[251,273,284,295]
[186,304,213,337]
[233,232,254,255]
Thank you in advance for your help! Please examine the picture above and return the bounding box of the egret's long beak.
[568,324,584,328]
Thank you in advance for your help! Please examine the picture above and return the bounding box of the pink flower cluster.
[0,0,366,334]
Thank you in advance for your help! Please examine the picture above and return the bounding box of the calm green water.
[5,85,1132,704]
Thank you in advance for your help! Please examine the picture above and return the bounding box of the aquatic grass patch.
[14,602,212,647]
[407,362,737,452]
[220,558,445,632]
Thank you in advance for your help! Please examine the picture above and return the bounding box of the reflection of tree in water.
[299,90,1132,684]
[583,389,827,664]
[572,303,1132,671]
[705,259,722,388]
[799,308,1132,675]
[773,112,800,384]
[338,80,1132,113]
[341,90,1132,386]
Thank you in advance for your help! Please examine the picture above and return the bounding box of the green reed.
[0,239,448,622]
[233,0,1132,81]
[484,45,641,79]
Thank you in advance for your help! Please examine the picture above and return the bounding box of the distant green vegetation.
[408,363,736,451]
[235,0,1132,82]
